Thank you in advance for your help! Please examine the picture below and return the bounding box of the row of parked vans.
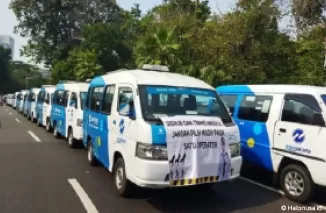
[3,64,325,203]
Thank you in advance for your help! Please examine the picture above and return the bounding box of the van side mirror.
[312,113,325,126]
[45,99,49,104]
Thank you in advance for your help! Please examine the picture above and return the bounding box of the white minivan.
[51,81,89,148]
[217,84,326,203]
[83,65,242,197]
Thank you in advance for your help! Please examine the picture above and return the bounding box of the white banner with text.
[161,116,232,185]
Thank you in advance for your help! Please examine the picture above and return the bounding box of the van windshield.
[138,85,232,123]
[80,92,87,109]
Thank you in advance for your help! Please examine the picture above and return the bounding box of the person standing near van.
[218,136,231,181]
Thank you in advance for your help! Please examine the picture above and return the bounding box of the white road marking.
[239,177,326,210]
[9,112,12,115]
[68,178,99,213]
[15,118,20,123]
[27,130,41,142]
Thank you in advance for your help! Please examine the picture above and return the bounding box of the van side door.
[87,86,104,161]
[234,94,274,171]
[67,92,76,129]
[273,94,326,162]
[98,85,115,168]
[109,84,137,169]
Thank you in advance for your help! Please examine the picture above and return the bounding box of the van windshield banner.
[161,116,231,185]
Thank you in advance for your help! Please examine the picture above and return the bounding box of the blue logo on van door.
[119,119,125,134]
[292,129,304,143]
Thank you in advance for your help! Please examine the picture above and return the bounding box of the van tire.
[37,116,42,127]
[68,128,77,148]
[53,123,60,138]
[87,140,98,166]
[114,157,133,197]
[280,164,314,203]
[46,118,52,132]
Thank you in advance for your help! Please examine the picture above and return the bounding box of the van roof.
[217,84,326,95]
[91,69,212,90]
[56,82,89,92]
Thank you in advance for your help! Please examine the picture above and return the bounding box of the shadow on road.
[143,179,282,213]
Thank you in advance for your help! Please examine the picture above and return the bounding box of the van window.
[44,93,49,104]
[90,87,104,112]
[117,87,133,115]
[80,92,87,110]
[238,95,273,122]
[38,91,45,103]
[281,94,322,125]
[219,95,238,114]
[138,85,232,123]
[53,90,65,106]
[102,85,115,114]
[63,91,69,106]
[28,92,33,101]
[70,92,78,109]
[85,88,92,109]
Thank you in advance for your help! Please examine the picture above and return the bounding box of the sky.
[0,0,290,64]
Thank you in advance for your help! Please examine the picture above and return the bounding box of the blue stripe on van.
[90,76,105,86]
[151,125,166,145]
[216,85,273,172]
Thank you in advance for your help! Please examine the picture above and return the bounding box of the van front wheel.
[53,124,60,138]
[68,129,77,148]
[87,140,97,166]
[114,157,133,197]
[280,164,314,203]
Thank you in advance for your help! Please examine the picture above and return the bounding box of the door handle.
[279,128,286,133]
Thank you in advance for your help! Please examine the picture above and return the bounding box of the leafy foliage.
[9,0,326,86]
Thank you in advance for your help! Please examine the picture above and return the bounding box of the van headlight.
[136,142,168,160]
[230,143,240,157]
[77,118,83,127]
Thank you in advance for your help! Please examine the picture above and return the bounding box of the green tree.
[135,28,181,68]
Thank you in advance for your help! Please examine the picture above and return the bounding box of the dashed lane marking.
[27,130,41,142]
[68,178,99,213]
[15,118,20,123]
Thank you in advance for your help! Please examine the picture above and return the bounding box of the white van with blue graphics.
[217,84,326,203]
[36,85,55,131]
[51,81,89,148]
[25,88,40,121]
[17,90,28,113]
[23,90,31,116]
[83,65,242,197]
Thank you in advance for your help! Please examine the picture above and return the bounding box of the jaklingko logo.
[119,119,125,134]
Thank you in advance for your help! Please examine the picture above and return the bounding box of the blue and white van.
[83,65,242,197]
[25,88,40,121]
[23,90,31,116]
[51,81,89,148]
[17,90,28,113]
[36,85,55,130]
[217,84,326,203]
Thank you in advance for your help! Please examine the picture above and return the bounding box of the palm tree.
[135,28,181,68]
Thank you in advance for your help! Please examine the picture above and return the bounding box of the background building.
[0,35,14,60]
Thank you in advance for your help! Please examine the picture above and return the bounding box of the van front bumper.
[130,155,242,188]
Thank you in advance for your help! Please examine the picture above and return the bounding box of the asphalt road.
[0,105,325,213]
